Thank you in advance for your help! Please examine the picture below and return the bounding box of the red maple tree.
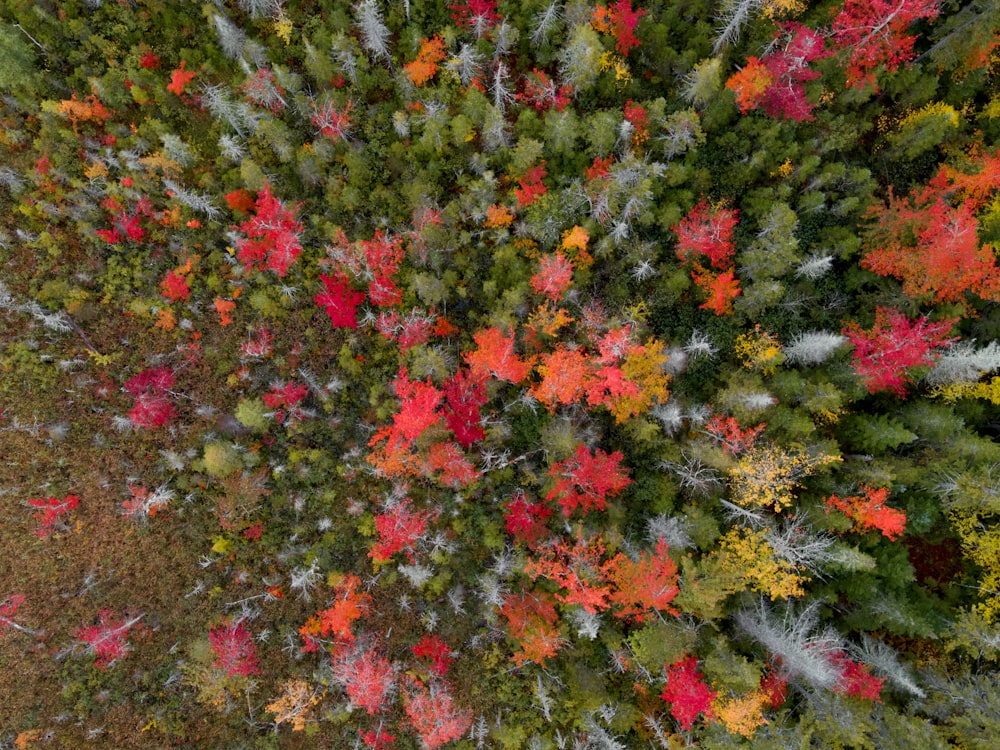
[209,619,261,677]
[703,414,767,456]
[125,368,176,429]
[442,368,487,448]
[28,494,79,538]
[74,611,143,669]
[402,678,473,750]
[517,69,573,112]
[825,486,907,540]
[166,61,195,95]
[0,595,36,638]
[524,531,616,613]
[464,327,533,383]
[607,537,680,621]
[831,0,941,90]
[829,650,885,700]
[504,490,554,547]
[842,307,956,395]
[661,657,717,730]
[591,0,647,55]
[500,590,564,666]
[333,643,396,714]
[514,162,548,208]
[545,443,632,516]
[673,200,740,269]
[530,346,594,410]
[299,574,370,651]
[727,23,829,121]
[412,634,455,676]
[530,252,574,301]
[234,183,304,277]
[315,273,365,328]
[369,497,434,564]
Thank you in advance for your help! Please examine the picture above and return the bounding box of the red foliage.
[546,443,632,516]
[861,190,1000,305]
[160,270,190,302]
[829,650,885,700]
[727,24,829,121]
[74,610,142,669]
[500,590,563,666]
[402,678,473,750]
[831,0,940,90]
[530,252,574,301]
[362,230,406,305]
[661,657,717,731]
[241,67,286,112]
[586,155,614,181]
[376,309,435,350]
[359,727,396,750]
[139,51,160,70]
[693,267,742,316]
[412,634,455,676]
[449,0,500,32]
[524,531,615,613]
[842,307,956,395]
[761,668,789,708]
[391,369,443,442]
[503,490,553,547]
[369,497,434,563]
[442,368,487,447]
[514,162,548,208]
[299,574,370,651]
[262,381,309,424]
[673,200,740,269]
[607,538,680,621]
[315,273,365,328]
[333,644,396,714]
[464,327,533,383]
[426,441,480,487]
[703,414,766,456]
[209,619,261,677]
[592,0,647,55]
[313,101,352,142]
[530,346,594,410]
[234,183,304,277]
[0,595,28,636]
[225,188,255,214]
[125,368,176,429]
[166,61,195,95]
[28,494,79,538]
[825,486,907,540]
[517,69,573,112]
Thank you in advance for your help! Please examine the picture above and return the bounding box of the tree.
[830,0,941,89]
[125,368,177,429]
[332,643,396,714]
[524,531,616,613]
[824,486,907,540]
[861,190,1000,305]
[545,443,632,516]
[530,252,574,301]
[464,327,533,383]
[442,368,487,447]
[402,678,473,750]
[28,494,79,538]
[530,346,593,409]
[591,0,647,55]
[411,634,455,676]
[369,496,433,563]
[315,273,365,328]
[607,537,680,621]
[661,657,717,730]
[167,61,196,95]
[842,307,957,395]
[74,611,143,669]
[503,490,553,547]
[299,574,370,651]
[234,183,304,277]
[209,619,261,677]
[404,36,447,86]
[673,200,740,269]
[500,590,564,666]
[726,23,829,121]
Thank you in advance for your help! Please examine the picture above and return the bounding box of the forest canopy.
[1,0,1000,747]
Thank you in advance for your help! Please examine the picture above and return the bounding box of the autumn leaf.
[825,486,907,540]
[315,273,365,329]
[464,327,533,383]
[661,657,717,730]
